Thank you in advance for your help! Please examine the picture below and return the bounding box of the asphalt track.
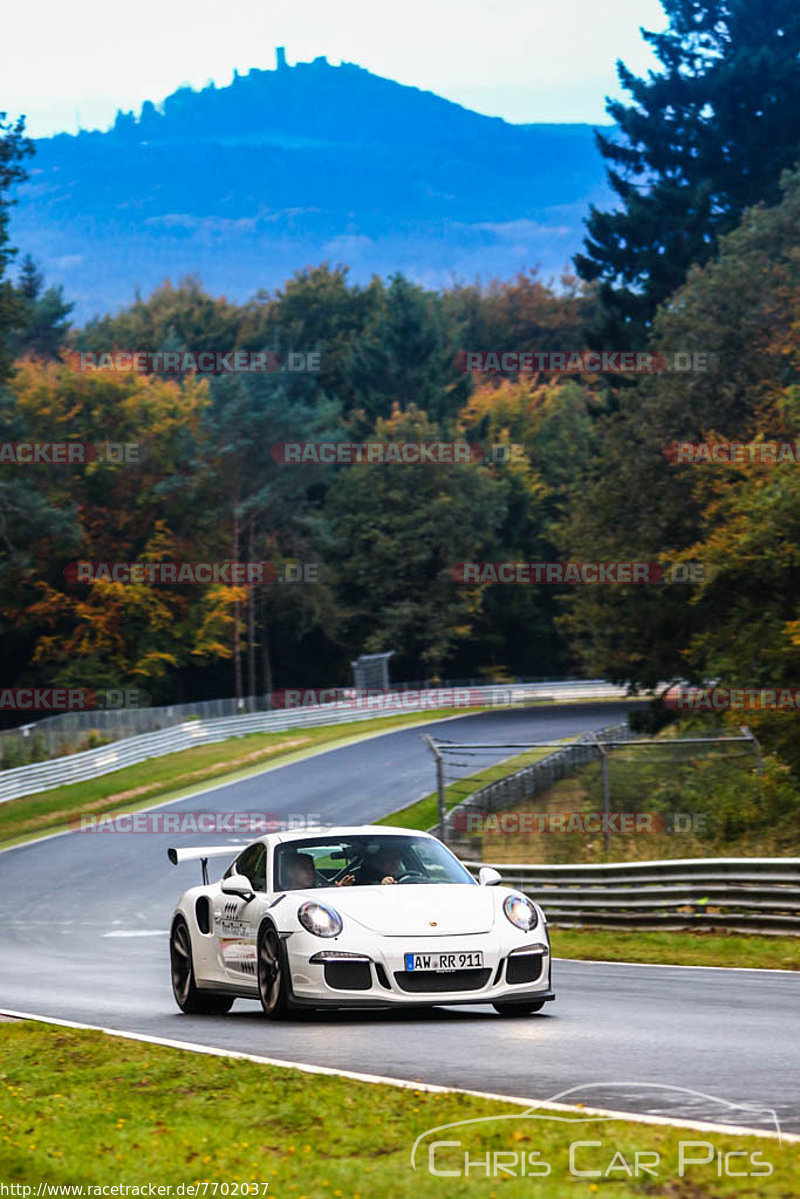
[1,702,799,1135]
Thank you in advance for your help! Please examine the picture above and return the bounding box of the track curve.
[1,702,798,1133]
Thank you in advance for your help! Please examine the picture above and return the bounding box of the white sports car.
[168,825,554,1017]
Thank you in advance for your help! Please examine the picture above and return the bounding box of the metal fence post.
[589,732,610,851]
[422,735,447,843]
[601,752,610,851]
[740,725,764,776]
[436,754,446,843]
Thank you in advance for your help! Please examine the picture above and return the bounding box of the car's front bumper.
[284,929,554,1008]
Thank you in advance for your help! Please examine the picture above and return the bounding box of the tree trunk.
[246,516,256,713]
[261,600,274,709]
[233,505,242,706]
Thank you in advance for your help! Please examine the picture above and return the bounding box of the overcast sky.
[5,0,666,138]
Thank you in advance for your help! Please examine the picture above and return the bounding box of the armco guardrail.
[0,677,629,764]
[444,722,633,838]
[463,857,800,935]
[0,680,631,804]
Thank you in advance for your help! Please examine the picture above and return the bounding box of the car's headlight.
[503,893,539,931]
[298,901,343,938]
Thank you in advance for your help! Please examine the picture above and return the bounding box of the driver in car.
[336,847,403,886]
[281,852,316,890]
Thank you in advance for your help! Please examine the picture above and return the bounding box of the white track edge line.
[1,1007,797,1144]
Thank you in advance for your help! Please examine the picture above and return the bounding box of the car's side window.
[234,843,267,890]
[249,845,266,891]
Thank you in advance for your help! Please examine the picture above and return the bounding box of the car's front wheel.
[492,1000,547,1016]
[170,916,233,1014]
[257,923,292,1018]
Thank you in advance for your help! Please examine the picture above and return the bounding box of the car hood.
[308,883,497,936]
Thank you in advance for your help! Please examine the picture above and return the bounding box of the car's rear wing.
[167,845,236,883]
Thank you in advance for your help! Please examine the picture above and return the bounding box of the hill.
[10,52,613,317]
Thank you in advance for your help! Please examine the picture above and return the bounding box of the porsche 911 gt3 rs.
[167,825,554,1017]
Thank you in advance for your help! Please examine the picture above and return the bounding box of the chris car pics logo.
[410,1083,781,1181]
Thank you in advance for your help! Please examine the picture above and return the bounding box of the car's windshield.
[273,834,475,889]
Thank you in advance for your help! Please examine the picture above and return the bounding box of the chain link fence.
[430,724,760,861]
[432,724,631,844]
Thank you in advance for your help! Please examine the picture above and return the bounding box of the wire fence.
[442,723,633,819]
[429,724,761,861]
[0,697,244,768]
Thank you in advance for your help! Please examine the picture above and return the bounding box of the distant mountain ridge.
[107,54,523,147]
[11,52,614,319]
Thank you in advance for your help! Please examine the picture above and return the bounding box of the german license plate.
[404,951,483,972]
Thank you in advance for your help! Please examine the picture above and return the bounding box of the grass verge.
[550,926,800,971]
[0,708,489,851]
[0,1022,796,1196]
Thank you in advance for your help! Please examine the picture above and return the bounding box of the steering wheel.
[330,859,361,884]
[394,871,429,884]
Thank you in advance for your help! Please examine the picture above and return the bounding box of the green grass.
[0,1022,796,1196]
[0,708,490,851]
[377,744,555,831]
[551,927,800,971]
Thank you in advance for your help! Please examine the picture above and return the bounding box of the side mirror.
[221,873,255,902]
[478,867,502,887]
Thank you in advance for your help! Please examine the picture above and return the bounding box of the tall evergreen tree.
[349,274,469,429]
[0,114,34,380]
[575,0,800,348]
[561,169,800,689]
[327,406,506,678]
[11,255,74,359]
[17,254,42,301]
